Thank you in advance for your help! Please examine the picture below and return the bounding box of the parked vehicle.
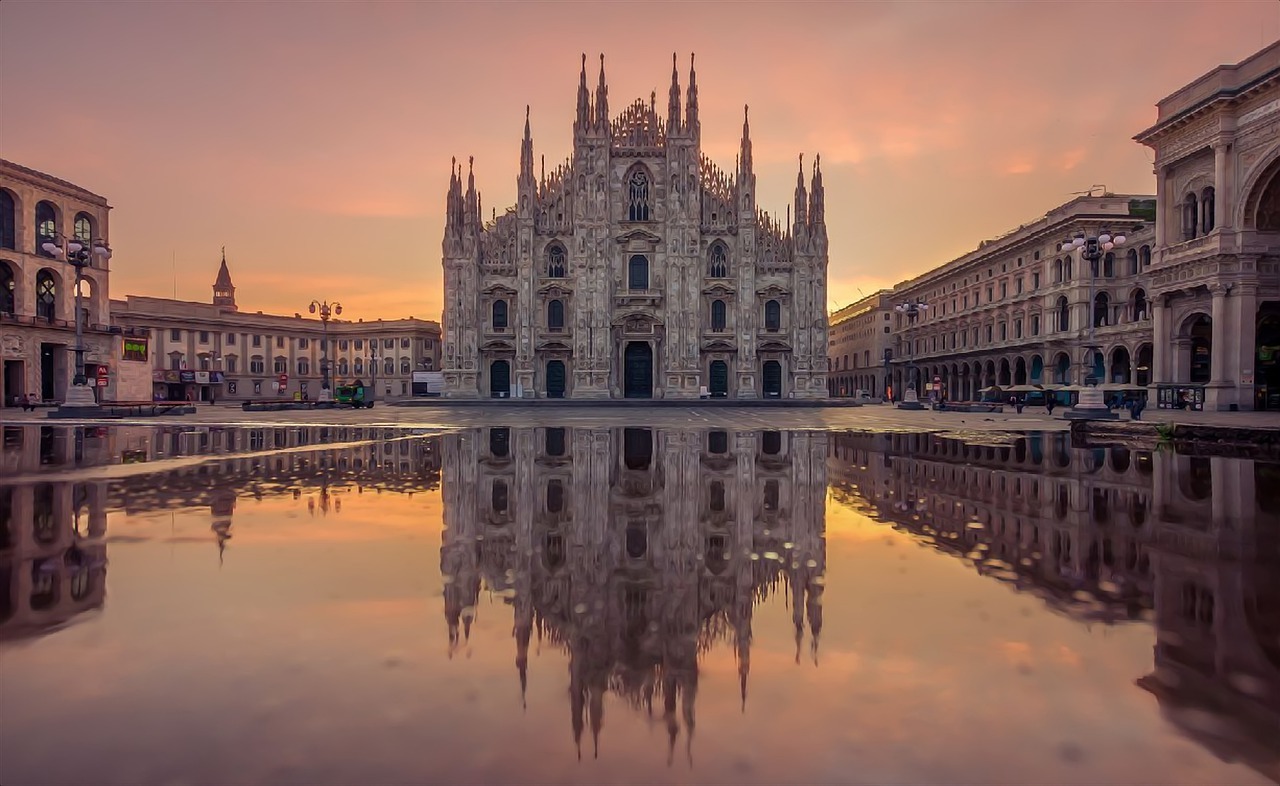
[334,384,374,408]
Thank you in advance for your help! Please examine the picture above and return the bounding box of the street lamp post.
[893,299,929,410]
[308,299,342,398]
[42,235,112,412]
[1059,228,1128,420]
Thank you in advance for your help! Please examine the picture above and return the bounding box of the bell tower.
[213,247,237,310]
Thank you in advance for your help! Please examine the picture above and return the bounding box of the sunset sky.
[3,1,1279,322]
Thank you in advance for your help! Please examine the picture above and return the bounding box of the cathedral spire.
[667,52,681,133]
[576,53,590,131]
[793,153,808,233]
[465,156,479,230]
[595,54,609,130]
[519,106,534,185]
[809,153,825,230]
[213,246,236,310]
[740,105,753,174]
[685,53,699,133]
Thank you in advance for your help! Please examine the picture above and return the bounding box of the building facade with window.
[826,290,893,398]
[1133,40,1280,411]
[441,56,829,399]
[0,159,119,406]
[110,254,441,402]
[885,194,1156,402]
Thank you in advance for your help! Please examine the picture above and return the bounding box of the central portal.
[623,342,653,398]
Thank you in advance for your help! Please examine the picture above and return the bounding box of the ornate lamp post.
[1059,228,1127,420]
[42,235,112,411]
[893,299,929,410]
[308,299,342,396]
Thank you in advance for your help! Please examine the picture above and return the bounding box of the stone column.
[1233,282,1258,411]
[1152,296,1172,389]
[1206,285,1230,410]
[1213,139,1232,231]
[1153,165,1167,248]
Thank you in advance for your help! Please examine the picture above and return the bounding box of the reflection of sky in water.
[0,425,1276,786]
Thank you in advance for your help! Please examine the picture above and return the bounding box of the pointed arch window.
[547,243,566,277]
[1126,248,1138,275]
[1201,187,1216,233]
[626,168,651,221]
[547,298,564,330]
[492,299,508,329]
[1103,252,1114,278]
[628,255,648,290]
[1140,245,1152,267]
[36,270,56,322]
[1056,295,1069,332]
[35,201,57,257]
[764,299,781,331]
[708,243,728,277]
[0,189,15,250]
[711,299,727,332]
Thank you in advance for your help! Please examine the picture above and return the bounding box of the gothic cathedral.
[441,55,829,400]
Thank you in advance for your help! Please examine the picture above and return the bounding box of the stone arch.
[546,241,567,277]
[1130,287,1148,322]
[1093,291,1110,328]
[0,187,17,251]
[707,240,729,278]
[1029,354,1044,384]
[1178,312,1213,384]
[35,200,59,257]
[0,258,15,315]
[1238,146,1280,229]
[1110,345,1131,384]
[73,212,96,244]
[623,163,653,222]
[1135,343,1153,386]
[1052,352,1071,385]
[1014,356,1027,386]
[76,274,98,326]
[998,358,1012,387]
[35,267,60,322]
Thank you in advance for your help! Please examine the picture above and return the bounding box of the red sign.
[96,378,108,387]
[96,367,109,380]
[278,374,289,384]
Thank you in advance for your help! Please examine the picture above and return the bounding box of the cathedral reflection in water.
[0,423,1275,779]
[440,426,829,759]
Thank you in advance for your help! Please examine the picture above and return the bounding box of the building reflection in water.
[0,423,442,638]
[440,426,828,760]
[828,431,1280,782]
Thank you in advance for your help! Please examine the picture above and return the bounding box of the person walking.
[1046,396,1056,416]
[1131,397,1146,421]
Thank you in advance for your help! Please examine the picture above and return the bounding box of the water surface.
[1,424,1276,785]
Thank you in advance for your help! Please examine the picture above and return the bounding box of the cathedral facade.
[441,55,830,399]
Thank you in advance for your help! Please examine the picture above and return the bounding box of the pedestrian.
[20,393,34,412]
[1015,396,1024,414]
[1131,398,1146,421]
[1046,396,1055,416]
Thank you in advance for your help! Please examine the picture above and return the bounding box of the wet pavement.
[0,422,1277,786]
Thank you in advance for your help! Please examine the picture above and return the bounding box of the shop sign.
[179,371,196,383]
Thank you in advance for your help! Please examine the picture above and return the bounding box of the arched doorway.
[1135,344,1153,387]
[709,360,729,397]
[1257,304,1280,409]
[1014,357,1027,386]
[1053,353,1071,385]
[490,360,511,398]
[1110,346,1131,384]
[1030,354,1044,384]
[998,358,1012,387]
[623,342,653,398]
[762,360,782,398]
[1186,314,1212,384]
[546,360,566,398]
